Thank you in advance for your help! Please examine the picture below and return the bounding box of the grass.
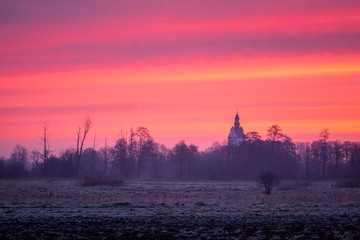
[78,177,124,187]
[1,179,360,207]
[336,179,360,188]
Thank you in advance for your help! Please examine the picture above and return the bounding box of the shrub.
[336,179,360,188]
[112,202,131,207]
[258,171,280,195]
[194,201,206,207]
[79,177,124,187]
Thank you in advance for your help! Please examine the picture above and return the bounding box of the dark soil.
[1,213,359,239]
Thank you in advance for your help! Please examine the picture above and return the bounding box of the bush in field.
[336,179,360,188]
[79,177,124,187]
[258,171,280,195]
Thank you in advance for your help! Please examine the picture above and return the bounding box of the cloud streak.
[1,33,360,76]
[0,103,153,117]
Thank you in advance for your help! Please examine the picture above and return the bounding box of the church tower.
[228,111,245,146]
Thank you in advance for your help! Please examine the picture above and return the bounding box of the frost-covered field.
[1,179,360,239]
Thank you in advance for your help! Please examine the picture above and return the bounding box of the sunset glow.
[1,0,360,156]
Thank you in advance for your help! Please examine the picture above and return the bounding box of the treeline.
[0,123,359,180]
[297,130,360,179]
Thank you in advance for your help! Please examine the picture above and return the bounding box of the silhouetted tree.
[319,129,330,178]
[349,143,360,178]
[201,142,227,179]
[111,136,128,177]
[281,135,296,158]
[172,140,189,179]
[267,125,284,144]
[330,141,343,178]
[136,126,152,178]
[59,148,76,177]
[304,143,311,179]
[188,144,198,177]
[139,138,157,178]
[7,145,28,178]
[258,171,280,195]
[30,149,42,176]
[246,131,262,143]
[128,128,137,177]
[101,138,110,177]
[90,133,97,176]
[151,143,168,178]
[41,123,51,175]
[266,124,284,169]
[78,148,103,177]
[75,116,93,176]
[310,140,323,179]
[0,157,5,178]
[343,141,352,172]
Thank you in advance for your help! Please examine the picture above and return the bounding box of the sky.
[1,0,360,157]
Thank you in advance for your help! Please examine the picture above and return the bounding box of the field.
[1,179,360,239]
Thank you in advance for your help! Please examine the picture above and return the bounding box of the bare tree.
[30,150,42,176]
[332,140,342,178]
[101,137,110,177]
[304,143,311,180]
[40,123,52,175]
[136,126,152,178]
[10,145,28,166]
[258,171,280,195]
[75,116,93,176]
[267,125,284,169]
[319,129,330,178]
[0,156,5,178]
[111,136,128,177]
[188,144,198,177]
[343,141,352,172]
[90,132,97,176]
[9,145,28,178]
[173,140,189,179]
[59,148,76,177]
[246,131,262,143]
[128,128,136,177]
[267,125,284,144]
[281,134,296,158]
[349,143,360,178]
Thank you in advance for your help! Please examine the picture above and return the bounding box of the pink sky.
[1,0,360,157]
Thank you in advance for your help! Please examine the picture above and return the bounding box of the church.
[228,112,245,146]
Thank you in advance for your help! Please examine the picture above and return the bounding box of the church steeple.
[234,110,240,129]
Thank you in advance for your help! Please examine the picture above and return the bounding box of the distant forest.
[1,116,360,180]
